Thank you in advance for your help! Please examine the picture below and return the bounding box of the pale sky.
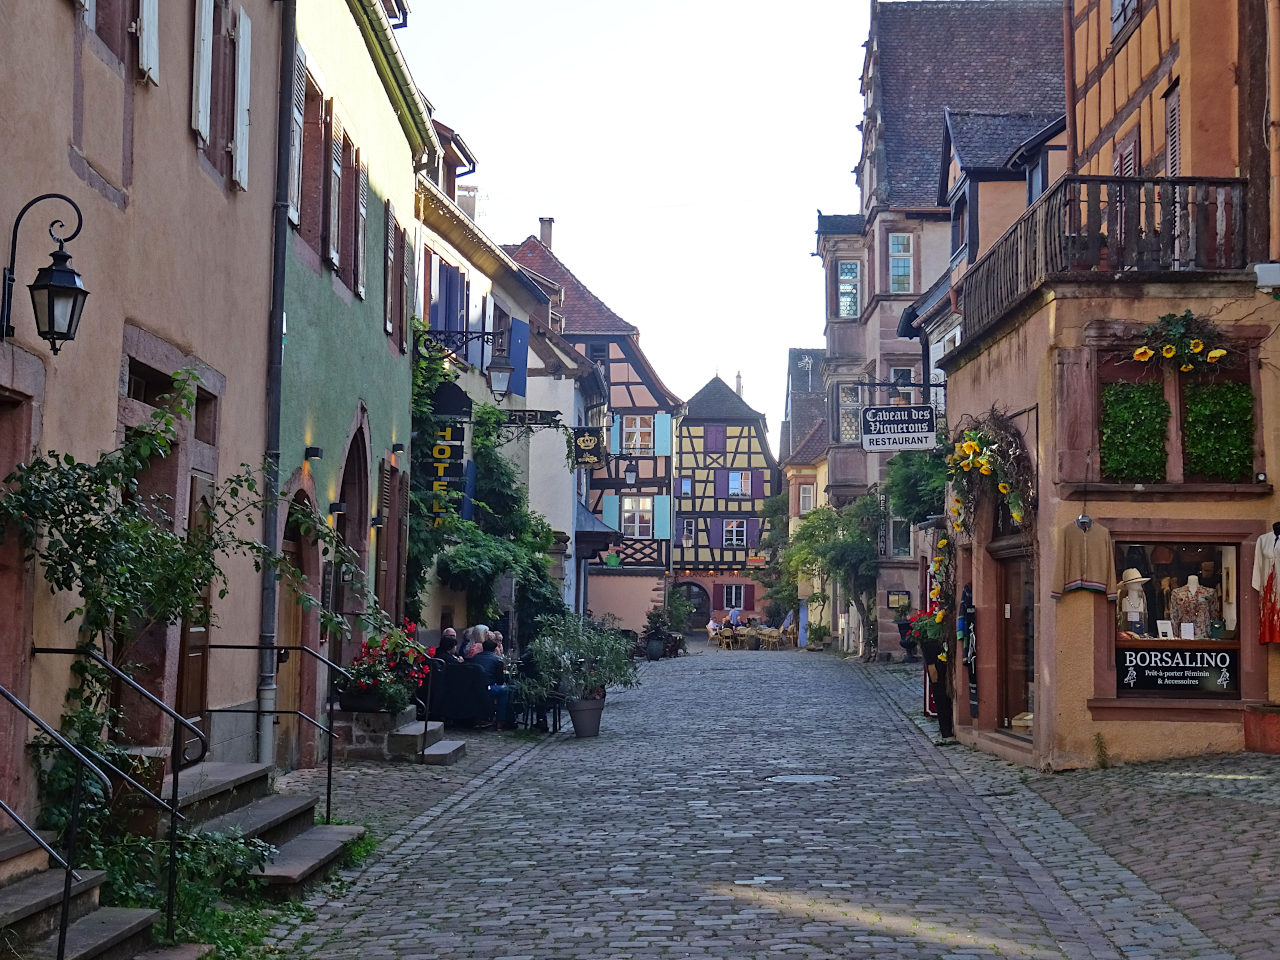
[400,1,872,453]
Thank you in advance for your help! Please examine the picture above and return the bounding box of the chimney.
[539,217,554,248]
[736,372,743,396]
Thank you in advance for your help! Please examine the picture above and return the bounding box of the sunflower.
[937,539,948,548]
[979,464,993,475]
[1133,346,1154,362]
[1180,363,1194,372]
[1207,348,1227,362]
[962,440,980,455]
[952,497,962,506]
[929,585,941,600]
[1190,339,1204,353]
[1011,511,1023,524]
[934,611,945,624]
[998,482,1011,494]
[1161,344,1177,358]
[952,521,963,531]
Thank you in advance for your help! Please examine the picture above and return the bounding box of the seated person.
[435,635,463,663]
[470,637,512,729]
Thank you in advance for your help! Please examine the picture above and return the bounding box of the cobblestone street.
[271,646,1280,959]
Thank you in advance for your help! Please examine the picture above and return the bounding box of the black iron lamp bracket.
[2,193,83,342]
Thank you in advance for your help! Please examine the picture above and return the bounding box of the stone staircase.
[332,709,465,766]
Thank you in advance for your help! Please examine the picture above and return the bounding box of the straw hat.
[1119,567,1150,588]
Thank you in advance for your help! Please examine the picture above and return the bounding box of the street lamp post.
[2,194,90,354]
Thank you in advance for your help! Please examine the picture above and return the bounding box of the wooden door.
[274,538,303,769]
[176,475,214,766]
[998,555,1035,734]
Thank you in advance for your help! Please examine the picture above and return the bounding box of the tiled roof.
[945,109,1065,172]
[816,213,866,235]
[684,376,764,421]
[872,0,1064,208]
[784,419,828,467]
[501,238,637,335]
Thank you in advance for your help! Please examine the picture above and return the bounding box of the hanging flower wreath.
[1130,310,1227,372]
[945,408,1035,536]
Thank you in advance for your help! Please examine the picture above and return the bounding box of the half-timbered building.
[505,221,681,631]
[672,376,778,627]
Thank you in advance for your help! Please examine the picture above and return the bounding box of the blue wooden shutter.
[602,495,620,531]
[710,517,723,546]
[653,496,671,540]
[609,415,621,455]
[748,518,762,546]
[654,413,672,455]
[507,318,529,397]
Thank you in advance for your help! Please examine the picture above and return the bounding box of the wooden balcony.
[959,175,1248,343]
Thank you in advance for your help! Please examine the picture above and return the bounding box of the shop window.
[1114,540,1240,700]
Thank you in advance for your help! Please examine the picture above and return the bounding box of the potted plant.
[893,601,919,661]
[335,633,429,714]
[641,608,670,661]
[517,613,640,737]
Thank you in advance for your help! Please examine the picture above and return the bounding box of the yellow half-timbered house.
[672,377,778,626]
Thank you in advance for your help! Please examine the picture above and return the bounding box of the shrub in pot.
[516,613,640,737]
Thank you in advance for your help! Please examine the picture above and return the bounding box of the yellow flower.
[979,464,993,475]
[1133,346,1154,362]
[1180,363,1194,372]
[962,461,973,471]
[1162,344,1177,358]
[1011,511,1023,524]
[952,521,963,531]
[950,506,960,516]
[937,539,948,548]
[998,482,1011,494]
[1207,348,1227,362]
[954,443,965,458]
[932,555,944,564]
[962,440,979,455]
[1190,339,1204,353]
[934,611,945,623]
[952,497,962,506]
[929,585,941,599]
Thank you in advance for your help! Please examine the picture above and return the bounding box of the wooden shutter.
[287,48,306,224]
[400,226,413,352]
[191,0,214,142]
[375,459,391,606]
[137,0,159,84]
[609,414,621,455]
[601,494,620,531]
[384,199,395,335]
[323,102,342,267]
[396,471,410,622]
[744,584,756,610]
[1054,347,1097,482]
[747,518,762,547]
[1166,84,1181,177]
[653,496,671,540]
[355,157,368,297]
[230,6,252,189]
[654,413,672,455]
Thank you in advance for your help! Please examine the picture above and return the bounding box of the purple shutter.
[705,425,724,452]
[744,584,755,611]
[747,518,761,547]
[714,584,724,609]
[715,470,728,499]
[752,470,764,499]
[710,517,723,546]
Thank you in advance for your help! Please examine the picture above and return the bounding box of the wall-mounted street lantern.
[681,533,694,550]
[328,501,346,516]
[623,460,638,485]
[391,442,405,455]
[370,516,385,529]
[304,446,324,461]
[487,352,514,403]
[2,193,89,355]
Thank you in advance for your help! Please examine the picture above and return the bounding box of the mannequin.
[1169,574,1219,638]
[1252,524,1280,644]
[1117,568,1149,633]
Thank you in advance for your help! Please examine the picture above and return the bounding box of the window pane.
[838,261,859,280]
[891,518,911,558]
[889,234,912,254]
[890,256,912,293]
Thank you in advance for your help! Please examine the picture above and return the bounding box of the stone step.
[387,721,427,757]
[420,740,466,766]
[162,762,273,823]
[194,793,318,848]
[26,907,157,960]
[134,945,214,960]
[0,831,55,887]
[422,720,444,747]
[256,825,365,897]
[0,868,105,945]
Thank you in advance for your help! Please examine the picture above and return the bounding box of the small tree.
[883,442,948,525]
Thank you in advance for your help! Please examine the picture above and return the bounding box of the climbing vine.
[1098,381,1169,483]
[1182,381,1254,481]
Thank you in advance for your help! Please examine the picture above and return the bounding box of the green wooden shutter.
[602,495,620,531]
[654,413,672,455]
[653,495,671,540]
[609,415,621,455]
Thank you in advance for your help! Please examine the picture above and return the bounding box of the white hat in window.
[1118,568,1150,588]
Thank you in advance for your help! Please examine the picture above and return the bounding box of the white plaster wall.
[527,374,580,608]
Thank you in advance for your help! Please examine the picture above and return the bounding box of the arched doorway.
[672,582,710,631]
[335,430,369,665]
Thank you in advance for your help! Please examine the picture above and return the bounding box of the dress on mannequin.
[1168,575,1219,638]
[1252,525,1280,644]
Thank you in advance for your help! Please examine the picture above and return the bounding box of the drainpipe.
[1063,0,1078,172]
[257,0,297,766]
[1269,0,1280,259]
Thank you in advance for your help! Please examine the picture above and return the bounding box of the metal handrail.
[32,646,196,943]
[0,682,115,960]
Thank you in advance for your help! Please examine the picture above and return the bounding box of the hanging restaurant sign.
[572,426,606,467]
[860,404,937,451]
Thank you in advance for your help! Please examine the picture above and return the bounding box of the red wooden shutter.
[384,199,396,335]
[744,584,756,610]
[714,584,724,609]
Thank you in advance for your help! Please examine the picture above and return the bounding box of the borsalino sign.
[1116,645,1240,697]
[860,404,937,451]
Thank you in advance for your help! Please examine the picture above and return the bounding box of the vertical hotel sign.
[429,424,466,525]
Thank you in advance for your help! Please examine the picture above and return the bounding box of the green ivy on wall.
[1183,381,1255,481]
[1099,381,1169,483]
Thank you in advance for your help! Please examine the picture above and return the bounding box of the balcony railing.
[960,175,1248,343]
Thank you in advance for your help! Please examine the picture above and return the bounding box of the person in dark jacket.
[470,637,511,728]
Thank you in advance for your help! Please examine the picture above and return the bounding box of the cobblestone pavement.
[268,646,1280,959]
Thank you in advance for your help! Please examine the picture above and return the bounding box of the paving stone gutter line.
[865,662,1237,960]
